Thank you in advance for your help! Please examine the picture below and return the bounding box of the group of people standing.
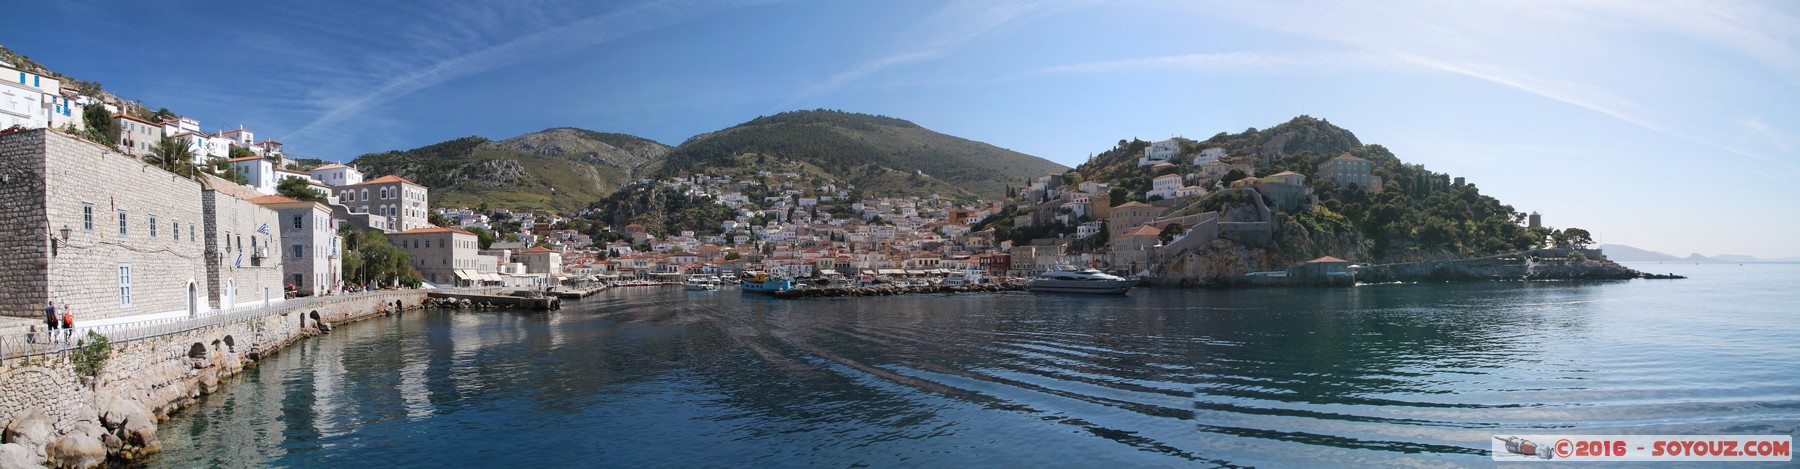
[33,299,75,344]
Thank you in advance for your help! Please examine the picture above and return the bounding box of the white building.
[307,163,364,186]
[252,195,343,296]
[229,156,277,194]
[1137,139,1180,166]
[0,63,60,131]
[1195,147,1226,166]
[1147,172,1206,200]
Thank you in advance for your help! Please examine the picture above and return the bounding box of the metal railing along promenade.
[0,290,421,365]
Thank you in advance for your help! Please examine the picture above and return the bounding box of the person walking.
[61,306,74,343]
[43,300,58,343]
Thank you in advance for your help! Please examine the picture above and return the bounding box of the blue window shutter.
[33,76,39,87]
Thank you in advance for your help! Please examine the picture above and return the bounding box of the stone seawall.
[0,290,426,467]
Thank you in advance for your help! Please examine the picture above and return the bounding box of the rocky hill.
[653,109,1067,199]
[1067,116,1559,280]
[350,128,671,211]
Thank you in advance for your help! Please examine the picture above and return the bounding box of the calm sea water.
[148,263,1800,467]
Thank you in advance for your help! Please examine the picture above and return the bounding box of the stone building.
[0,129,212,320]
[1317,153,1383,191]
[1109,224,1162,273]
[252,196,342,296]
[1106,201,1166,238]
[518,246,562,276]
[388,226,483,286]
[112,113,160,157]
[334,175,428,232]
[202,185,285,311]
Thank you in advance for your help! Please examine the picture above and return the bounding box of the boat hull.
[1028,279,1136,295]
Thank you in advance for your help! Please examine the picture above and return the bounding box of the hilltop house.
[1137,139,1181,166]
[0,62,66,131]
[1317,153,1382,191]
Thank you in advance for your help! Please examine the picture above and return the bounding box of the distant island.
[1598,244,1800,263]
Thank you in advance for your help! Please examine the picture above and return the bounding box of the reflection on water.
[151,264,1800,467]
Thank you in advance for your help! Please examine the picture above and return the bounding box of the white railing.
[0,290,418,365]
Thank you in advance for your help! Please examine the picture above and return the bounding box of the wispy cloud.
[1175,0,1800,181]
[280,0,776,144]
[1392,54,1800,182]
[791,0,1099,101]
[991,50,1407,83]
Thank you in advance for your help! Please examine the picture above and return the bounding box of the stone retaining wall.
[0,290,426,467]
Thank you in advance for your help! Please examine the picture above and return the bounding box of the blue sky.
[5,0,1797,258]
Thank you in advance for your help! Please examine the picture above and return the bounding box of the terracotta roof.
[220,128,251,135]
[1270,171,1303,177]
[247,195,302,204]
[110,113,157,125]
[1328,153,1368,162]
[227,156,263,162]
[395,226,475,236]
[1115,201,1152,208]
[523,246,554,253]
[364,175,420,185]
[311,163,348,170]
[1120,225,1162,237]
[1307,256,1349,263]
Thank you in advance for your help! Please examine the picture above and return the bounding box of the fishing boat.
[740,271,795,294]
[1029,266,1136,295]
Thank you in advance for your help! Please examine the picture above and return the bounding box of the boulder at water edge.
[0,443,36,469]
[2,409,54,461]
[47,435,106,469]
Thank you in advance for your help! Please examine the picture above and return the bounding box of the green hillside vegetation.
[1082,116,1545,267]
[591,184,738,237]
[350,128,671,212]
[655,109,1066,199]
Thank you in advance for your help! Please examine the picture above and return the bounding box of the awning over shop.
[818,269,840,276]
[452,270,476,281]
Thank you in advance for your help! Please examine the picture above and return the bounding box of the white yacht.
[1029,266,1136,294]
[941,270,985,286]
[683,275,720,291]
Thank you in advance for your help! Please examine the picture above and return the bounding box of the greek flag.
[257,223,270,235]
[236,252,243,268]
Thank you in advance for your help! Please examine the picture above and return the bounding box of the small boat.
[740,271,795,294]
[941,270,985,286]
[683,275,720,291]
[1029,266,1136,294]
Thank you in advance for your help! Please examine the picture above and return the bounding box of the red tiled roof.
[395,226,475,236]
[364,175,421,185]
[227,156,263,162]
[247,195,302,204]
[523,246,554,253]
[312,163,348,170]
[110,113,157,125]
[1120,225,1162,238]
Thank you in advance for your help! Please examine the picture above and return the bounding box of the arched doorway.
[224,279,236,312]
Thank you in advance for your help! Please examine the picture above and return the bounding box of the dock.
[426,290,560,310]
[554,285,609,299]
